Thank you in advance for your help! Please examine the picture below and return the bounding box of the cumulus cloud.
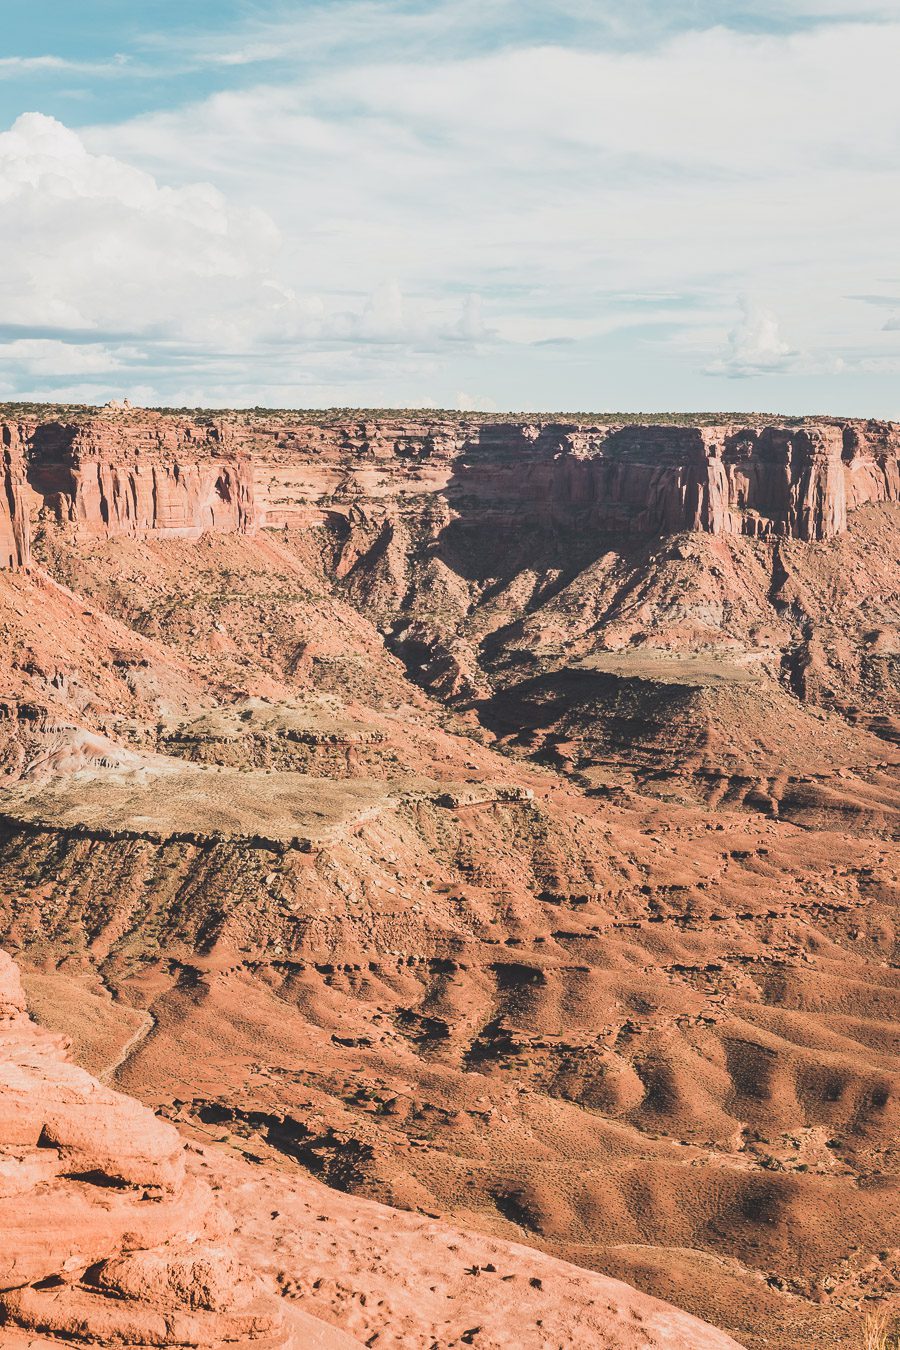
[0,112,290,344]
[0,113,497,405]
[705,301,799,378]
[356,280,406,340]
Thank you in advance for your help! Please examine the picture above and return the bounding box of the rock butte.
[0,405,898,1350]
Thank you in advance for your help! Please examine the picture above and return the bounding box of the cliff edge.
[1,410,899,569]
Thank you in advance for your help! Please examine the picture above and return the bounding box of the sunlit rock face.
[24,415,255,540]
[0,949,306,1348]
[0,425,31,569]
[1,411,898,570]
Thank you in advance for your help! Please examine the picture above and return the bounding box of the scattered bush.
[861,1309,900,1350]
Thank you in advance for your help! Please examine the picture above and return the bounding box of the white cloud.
[0,56,73,73]
[705,300,799,378]
[0,113,494,384]
[357,279,405,339]
[85,25,900,347]
[0,54,131,76]
[766,0,899,14]
[299,29,899,178]
[3,12,900,411]
[0,339,136,376]
[0,112,297,345]
[152,0,900,76]
[455,295,488,342]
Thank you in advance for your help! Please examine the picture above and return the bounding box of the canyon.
[0,404,898,1349]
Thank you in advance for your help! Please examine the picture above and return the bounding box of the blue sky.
[1,0,899,413]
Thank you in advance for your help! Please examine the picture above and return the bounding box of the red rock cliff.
[244,416,900,542]
[0,425,32,569]
[25,413,255,542]
[1,410,898,569]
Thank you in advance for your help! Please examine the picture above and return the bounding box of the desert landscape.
[0,403,896,1348]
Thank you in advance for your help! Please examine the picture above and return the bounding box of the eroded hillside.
[0,406,898,1349]
[0,947,743,1348]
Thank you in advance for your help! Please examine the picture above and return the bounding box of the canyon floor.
[0,408,898,1348]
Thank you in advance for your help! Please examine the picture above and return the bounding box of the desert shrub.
[861,1309,900,1350]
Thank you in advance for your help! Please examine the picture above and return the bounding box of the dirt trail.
[100,1009,156,1085]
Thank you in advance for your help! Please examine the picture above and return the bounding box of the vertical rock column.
[0,425,32,569]
[791,427,847,540]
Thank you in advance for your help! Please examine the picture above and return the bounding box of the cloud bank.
[2,7,899,412]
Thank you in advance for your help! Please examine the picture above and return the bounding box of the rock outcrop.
[0,425,31,569]
[17,413,255,546]
[0,948,348,1347]
[246,416,900,542]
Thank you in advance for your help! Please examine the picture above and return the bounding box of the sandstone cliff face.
[1,410,899,570]
[239,415,900,543]
[22,413,255,545]
[0,425,31,569]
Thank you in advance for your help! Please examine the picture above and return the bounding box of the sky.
[1,0,899,414]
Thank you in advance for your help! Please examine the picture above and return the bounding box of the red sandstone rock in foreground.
[0,948,354,1348]
[213,1147,750,1350]
[0,945,743,1347]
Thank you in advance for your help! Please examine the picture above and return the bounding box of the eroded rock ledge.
[0,947,347,1348]
[1,409,898,569]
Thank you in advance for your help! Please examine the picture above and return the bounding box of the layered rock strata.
[2,410,900,569]
[0,424,31,569]
[7,413,254,547]
[247,416,900,541]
